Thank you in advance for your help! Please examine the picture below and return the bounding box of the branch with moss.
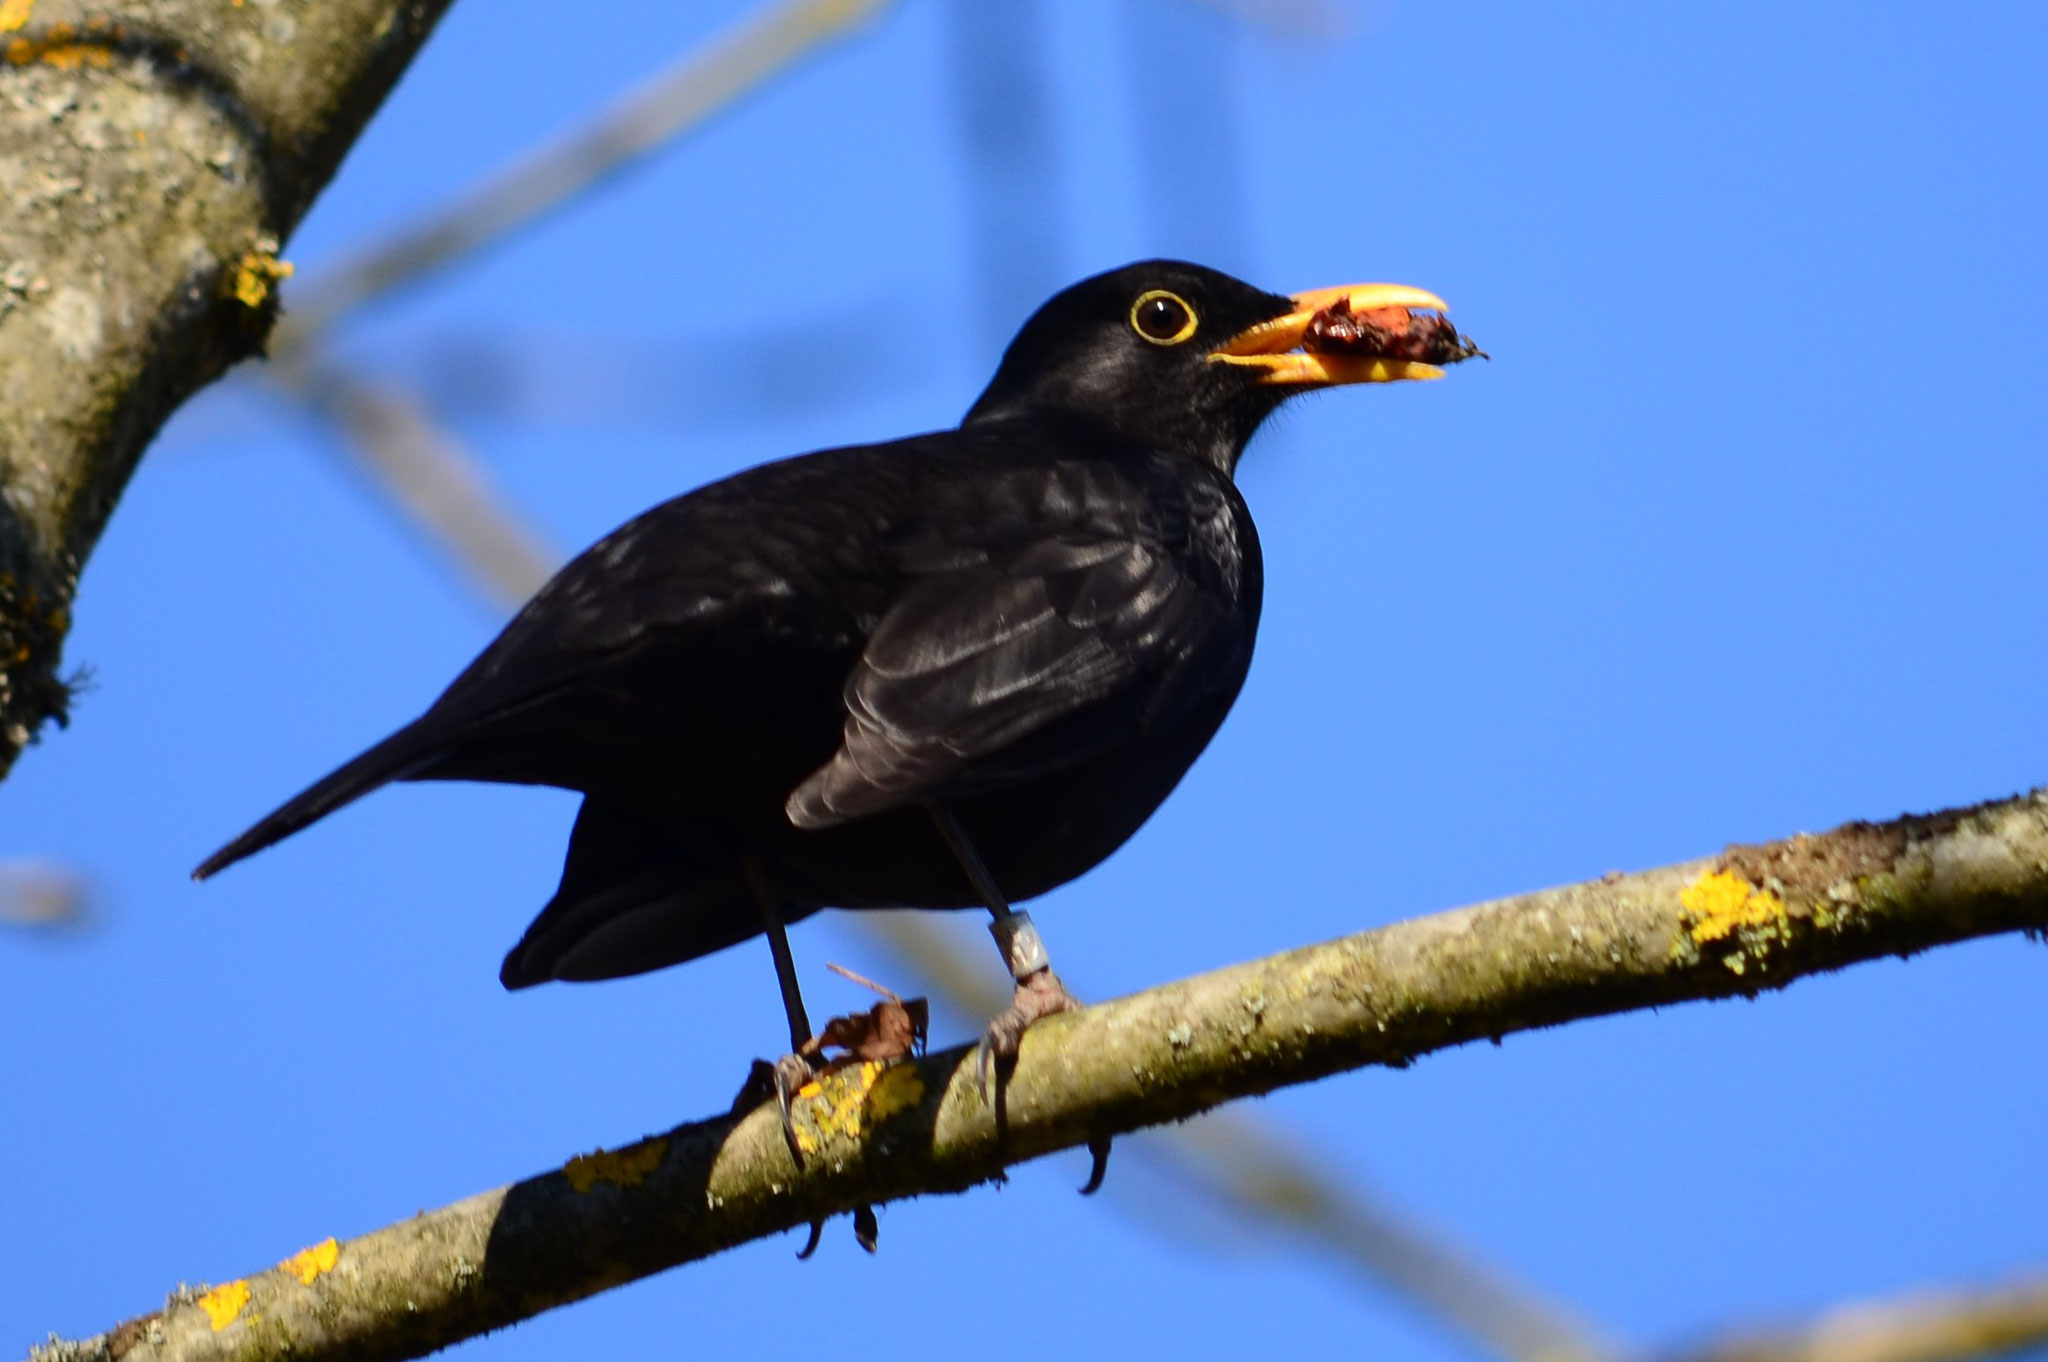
[0,0,457,780]
[33,788,2048,1362]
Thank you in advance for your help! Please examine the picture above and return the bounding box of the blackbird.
[197,260,1478,1128]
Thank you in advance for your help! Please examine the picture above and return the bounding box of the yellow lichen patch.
[866,1061,924,1120]
[281,1237,339,1285]
[232,248,294,308]
[1680,868,1788,944]
[0,0,33,35]
[563,1137,668,1193]
[2,33,109,66]
[791,1061,925,1157]
[196,1280,250,1332]
[32,40,109,68]
[0,21,110,67]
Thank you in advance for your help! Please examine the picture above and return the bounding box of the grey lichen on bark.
[34,786,2048,1362]
[0,0,455,779]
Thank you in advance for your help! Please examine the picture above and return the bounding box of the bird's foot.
[769,1051,816,1163]
[975,965,1083,1111]
[735,970,930,1169]
[727,1051,822,1155]
[728,1051,819,1165]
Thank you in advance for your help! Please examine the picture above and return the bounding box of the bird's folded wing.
[784,534,1234,829]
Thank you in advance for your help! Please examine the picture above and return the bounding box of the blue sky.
[6,2,2046,1358]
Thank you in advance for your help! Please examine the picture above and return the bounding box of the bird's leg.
[926,806,1084,1112]
[744,859,816,1163]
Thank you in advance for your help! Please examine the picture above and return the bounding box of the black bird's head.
[964,260,1472,476]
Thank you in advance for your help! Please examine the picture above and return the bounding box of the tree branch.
[862,909,1619,1362]
[36,787,2048,1362]
[0,0,455,780]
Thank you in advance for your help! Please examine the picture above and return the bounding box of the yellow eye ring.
[1130,290,1198,346]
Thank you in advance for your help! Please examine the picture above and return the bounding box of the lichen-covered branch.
[863,909,1619,1362]
[0,0,456,780]
[36,787,2048,1362]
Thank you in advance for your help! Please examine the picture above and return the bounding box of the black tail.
[192,721,442,880]
[500,798,812,989]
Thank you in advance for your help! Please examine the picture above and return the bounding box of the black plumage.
[197,260,1472,1083]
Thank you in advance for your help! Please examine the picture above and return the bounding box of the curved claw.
[974,967,1083,1116]
[771,1052,815,1166]
[975,1011,1029,1118]
[974,1033,1002,1110]
[853,1203,879,1253]
[1078,1134,1113,1196]
[795,1218,825,1260]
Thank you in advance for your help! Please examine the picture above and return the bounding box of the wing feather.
[785,521,1234,828]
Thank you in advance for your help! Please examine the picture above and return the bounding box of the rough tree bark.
[0,0,456,779]
[33,787,2048,1362]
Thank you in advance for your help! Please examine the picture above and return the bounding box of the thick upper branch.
[35,787,2048,1362]
[0,0,454,777]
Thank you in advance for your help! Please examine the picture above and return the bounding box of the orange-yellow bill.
[1212,282,1476,386]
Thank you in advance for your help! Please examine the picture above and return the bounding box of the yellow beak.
[1211,283,1464,386]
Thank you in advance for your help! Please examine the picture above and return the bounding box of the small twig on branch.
[40,787,2048,1362]
[1670,1268,2048,1362]
[273,0,897,351]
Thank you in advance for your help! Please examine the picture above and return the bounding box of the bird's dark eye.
[1130,290,1198,346]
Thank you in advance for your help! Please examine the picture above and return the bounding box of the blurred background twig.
[1671,1271,2048,1362]
[273,0,900,353]
[0,859,92,933]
